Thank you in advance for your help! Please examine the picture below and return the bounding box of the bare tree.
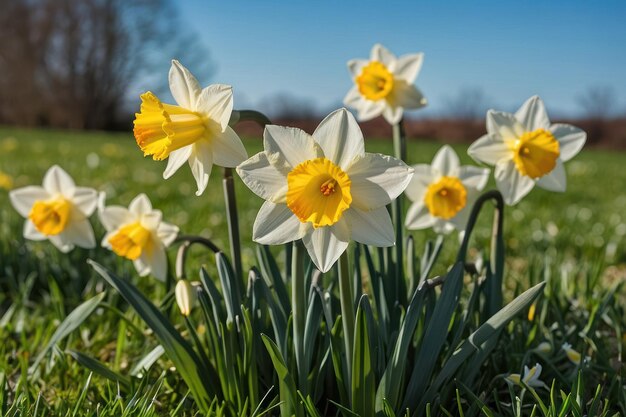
[576,86,618,120]
[258,93,318,120]
[444,87,489,120]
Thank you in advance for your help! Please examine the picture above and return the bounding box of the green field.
[1,126,626,416]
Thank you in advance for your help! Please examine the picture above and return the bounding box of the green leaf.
[129,345,165,377]
[88,260,215,412]
[261,334,303,417]
[30,291,106,373]
[352,295,375,417]
[216,252,242,323]
[66,350,131,389]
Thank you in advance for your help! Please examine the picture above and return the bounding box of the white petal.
[72,187,98,216]
[405,201,435,230]
[157,221,179,247]
[343,86,363,107]
[252,202,306,245]
[550,124,586,161]
[382,105,403,125]
[313,108,365,170]
[347,59,369,77]
[494,160,535,205]
[210,126,248,167]
[43,165,76,197]
[49,235,74,253]
[23,220,46,241]
[394,53,424,83]
[169,60,201,109]
[370,44,396,68]
[432,218,456,235]
[164,146,193,179]
[347,153,413,210]
[486,110,525,140]
[61,218,95,249]
[263,125,323,174]
[391,83,427,110]
[468,134,512,165]
[536,159,566,192]
[448,204,471,231]
[350,96,386,121]
[345,207,394,246]
[144,243,168,281]
[404,164,434,202]
[141,211,162,231]
[431,145,460,177]
[236,152,288,203]
[189,141,213,196]
[515,95,550,132]
[101,231,114,249]
[458,166,490,191]
[133,257,151,277]
[195,84,234,131]
[99,206,132,232]
[9,186,49,217]
[302,223,349,273]
[129,194,153,217]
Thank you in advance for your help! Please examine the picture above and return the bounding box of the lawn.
[1,126,625,416]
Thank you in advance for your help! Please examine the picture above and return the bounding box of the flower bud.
[175,279,196,316]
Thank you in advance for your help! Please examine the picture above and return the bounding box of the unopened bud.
[175,279,196,316]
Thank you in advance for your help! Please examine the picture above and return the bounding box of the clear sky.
[177,0,626,118]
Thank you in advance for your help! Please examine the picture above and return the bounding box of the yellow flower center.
[286,158,352,228]
[356,61,394,101]
[424,176,467,220]
[133,92,206,161]
[29,198,71,236]
[512,128,560,179]
[108,222,152,260]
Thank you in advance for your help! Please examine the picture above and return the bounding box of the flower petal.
[189,141,213,196]
[72,187,98,216]
[133,257,151,277]
[143,243,167,281]
[370,44,396,68]
[486,110,525,140]
[536,159,566,192]
[236,152,288,203]
[61,218,96,249]
[345,206,394,246]
[157,221,179,247]
[347,59,369,77]
[431,145,460,177]
[169,60,201,109]
[195,84,234,131]
[141,211,162,230]
[391,83,427,110]
[458,166,490,190]
[468,134,512,165]
[264,125,323,174]
[252,202,307,245]
[9,186,49,217]
[404,164,434,202]
[494,160,535,205]
[43,165,76,197]
[210,126,248,167]
[49,234,74,253]
[515,95,550,132]
[382,105,403,125]
[405,201,435,230]
[99,206,132,232]
[23,220,46,241]
[347,153,413,210]
[164,145,193,179]
[313,108,365,170]
[432,218,456,235]
[129,194,153,217]
[302,222,350,273]
[394,53,424,83]
[550,124,586,161]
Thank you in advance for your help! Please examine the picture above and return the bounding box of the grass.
[0,125,625,416]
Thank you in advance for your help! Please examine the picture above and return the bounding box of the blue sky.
[178,1,626,118]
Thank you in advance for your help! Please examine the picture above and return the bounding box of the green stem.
[223,167,243,283]
[291,240,307,392]
[233,109,272,127]
[338,250,354,386]
[391,120,407,300]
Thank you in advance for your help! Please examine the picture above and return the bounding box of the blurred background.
[1,0,625,147]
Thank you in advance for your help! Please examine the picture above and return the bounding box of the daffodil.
[99,193,179,281]
[561,342,582,365]
[343,44,427,125]
[237,108,414,273]
[133,60,248,195]
[404,145,489,234]
[506,363,547,389]
[175,279,197,316]
[9,165,97,252]
[468,96,586,205]
[534,341,552,355]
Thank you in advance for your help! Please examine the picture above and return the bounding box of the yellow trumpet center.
[424,176,467,220]
[29,198,71,236]
[356,61,394,101]
[512,128,560,179]
[286,158,352,228]
[108,222,152,261]
[133,92,206,161]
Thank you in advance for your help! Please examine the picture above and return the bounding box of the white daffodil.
[468,96,586,205]
[133,60,247,195]
[237,108,413,273]
[99,193,179,281]
[506,363,547,389]
[562,343,583,365]
[175,279,197,316]
[9,165,97,252]
[404,145,490,234]
[343,43,427,125]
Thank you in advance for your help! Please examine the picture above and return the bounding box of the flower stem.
[338,250,354,384]
[291,240,306,391]
[223,167,243,282]
[391,120,407,298]
[232,110,272,127]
